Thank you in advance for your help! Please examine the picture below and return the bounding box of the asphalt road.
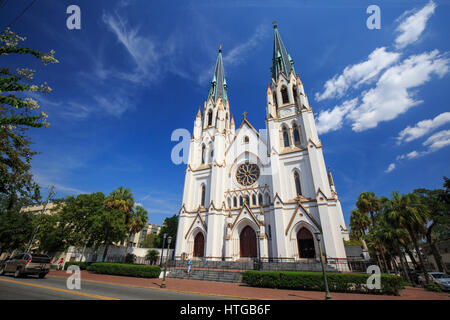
[0,274,234,300]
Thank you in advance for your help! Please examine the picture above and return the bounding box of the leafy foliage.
[87,262,161,278]
[242,271,403,295]
[145,249,160,265]
[155,214,178,248]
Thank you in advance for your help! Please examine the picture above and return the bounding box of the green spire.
[208,45,228,103]
[271,23,295,82]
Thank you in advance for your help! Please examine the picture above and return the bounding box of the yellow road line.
[48,275,257,300]
[0,277,119,300]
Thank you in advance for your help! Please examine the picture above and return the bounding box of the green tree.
[386,191,431,283]
[141,233,156,248]
[145,249,159,265]
[0,28,58,212]
[349,208,370,252]
[155,214,178,248]
[414,186,449,273]
[122,205,148,262]
[0,209,34,255]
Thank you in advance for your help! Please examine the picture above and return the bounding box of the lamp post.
[315,232,331,300]
[160,236,172,288]
[160,233,167,266]
[256,230,261,270]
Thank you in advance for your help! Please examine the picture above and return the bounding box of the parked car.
[418,272,450,291]
[0,253,51,278]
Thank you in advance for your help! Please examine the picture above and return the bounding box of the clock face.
[236,162,260,186]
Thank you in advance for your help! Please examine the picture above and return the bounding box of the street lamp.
[160,233,167,266]
[256,230,261,270]
[314,232,331,300]
[160,236,172,288]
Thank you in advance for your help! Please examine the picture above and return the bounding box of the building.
[129,223,162,248]
[175,24,349,263]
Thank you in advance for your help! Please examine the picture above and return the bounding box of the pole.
[26,186,55,253]
[315,232,331,300]
[160,236,172,288]
[160,233,167,266]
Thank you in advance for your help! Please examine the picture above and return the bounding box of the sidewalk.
[49,270,450,300]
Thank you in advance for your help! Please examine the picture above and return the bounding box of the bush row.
[86,263,161,278]
[242,271,404,295]
[63,261,92,270]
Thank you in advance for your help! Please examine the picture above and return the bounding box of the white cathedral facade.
[174,24,349,264]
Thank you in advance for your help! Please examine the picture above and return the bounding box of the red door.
[297,228,315,258]
[240,226,257,258]
[193,233,204,257]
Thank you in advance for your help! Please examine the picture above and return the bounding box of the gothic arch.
[289,221,319,260]
[292,168,302,197]
[281,124,290,147]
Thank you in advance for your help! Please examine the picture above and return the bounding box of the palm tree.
[386,191,431,283]
[122,206,148,262]
[103,187,134,262]
[349,208,370,252]
[145,249,160,265]
[356,192,381,227]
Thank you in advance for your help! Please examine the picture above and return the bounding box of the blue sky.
[2,0,449,226]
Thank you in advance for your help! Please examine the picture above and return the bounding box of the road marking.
[0,277,119,300]
[48,275,254,300]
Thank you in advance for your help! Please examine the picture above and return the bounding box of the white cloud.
[423,129,450,152]
[385,163,396,173]
[347,50,449,132]
[397,150,420,161]
[396,112,450,144]
[316,98,358,134]
[395,0,436,49]
[315,47,400,101]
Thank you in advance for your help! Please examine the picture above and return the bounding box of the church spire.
[271,22,295,82]
[208,45,228,103]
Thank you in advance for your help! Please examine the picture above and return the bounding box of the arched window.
[201,144,206,164]
[252,194,256,206]
[293,85,298,103]
[207,110,213,126]
[281,86,289,104]
[292,123,301,146]
[201,184,206,207]
[233,196,237,208]
[243,136,249,144]
[239,196,243,206]
[258,194,263,206]
[244,195,250,205]
[268,225,272,240]
[294,171,302,196]
[265,193,270,205]
[273,92,278,109]
[227,197,231,208]
[282,125,290,147]
[210,149,214,159]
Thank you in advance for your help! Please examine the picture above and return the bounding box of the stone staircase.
[166,268,242,283]
[165,260,339,283]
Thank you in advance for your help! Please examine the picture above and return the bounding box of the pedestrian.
[187,257,192,275]
[57,257,64,270]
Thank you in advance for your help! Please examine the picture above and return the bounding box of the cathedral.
[174,24,349,264]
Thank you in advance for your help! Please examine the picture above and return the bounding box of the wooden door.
[240,226,257,258]
[193,232,204,257]
[297,228,315,258]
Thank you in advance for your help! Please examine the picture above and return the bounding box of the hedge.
[86,263,161,278]
[242,271,404,295]
[63,261,92,270]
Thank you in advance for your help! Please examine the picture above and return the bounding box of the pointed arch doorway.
[240,226,257,258]
[297,228,315,258]
[193,232,204,257]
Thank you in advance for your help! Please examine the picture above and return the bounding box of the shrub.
[63,261,92,270]
[125,253,136,264]
[242,271,403,295]
[145,250,160,265]
[87,262,161,278]
[425,283,442,292]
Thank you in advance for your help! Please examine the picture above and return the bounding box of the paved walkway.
[48,270,450,300]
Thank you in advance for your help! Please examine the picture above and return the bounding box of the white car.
[419,272,450,291]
